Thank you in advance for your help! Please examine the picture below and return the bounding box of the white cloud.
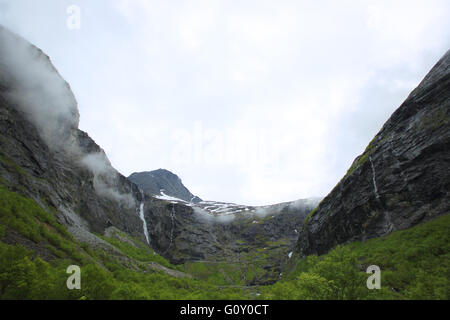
[1,0,449,205]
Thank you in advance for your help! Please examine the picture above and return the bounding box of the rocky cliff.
[0,26,318,285]
[0,26,148,251]
[129,169,202,203]
[144,197,318,284]
[295,50,450,257]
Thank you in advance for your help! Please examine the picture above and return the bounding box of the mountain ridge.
[129,169,202,203]
[0,24,449,299]
[295,49,450,257]
[0,25,317,285]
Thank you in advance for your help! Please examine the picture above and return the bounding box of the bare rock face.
[6,24,448,287]
[129,169,202,203]
[0,26,147,245]
[0,25,319,284]
[296,50,450,257]
[144,197,316,284]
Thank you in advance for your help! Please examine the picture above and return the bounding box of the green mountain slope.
[0,25,448,301]
[262,214,449,300]
[0,184,249,299]
[1,181,448,299]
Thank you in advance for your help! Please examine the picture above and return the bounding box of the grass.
[0,185,77,254]
[263,214,450,300]
[0,153,28,177]
[304,207,318,225]
[344,136,377,178]
[0,186,250,300]
[0,184,448,300]
[98,231,177,270]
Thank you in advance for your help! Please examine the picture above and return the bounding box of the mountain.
[127,169,325,284]
[0,25,318,286]
[0,24,448,299]
[145,196,320,284]
[129,170,322,284]
[295,50,450,257]
[0,25,148,247]
[128,169,202,203]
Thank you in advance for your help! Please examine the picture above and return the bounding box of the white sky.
[1,0,449,205]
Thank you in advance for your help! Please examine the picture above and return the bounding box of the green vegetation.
[0,184,449,300]
[419,108,449,132]
[0,153,28,177]
[0,242,248,300]
[183,262,244,285]
[183,254,268,286]
[0,243,79,299]
[0,185,83,262]
[0,185,249,300]
[98,231,177,270]
[262,214,450,300]
[304,207,318,225]
[344,136,377,178]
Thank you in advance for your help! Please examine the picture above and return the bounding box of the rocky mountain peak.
[129,169,202,203]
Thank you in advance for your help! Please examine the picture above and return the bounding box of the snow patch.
[155,190,188,203]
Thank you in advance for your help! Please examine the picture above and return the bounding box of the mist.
[0,25,135,207]
[81,152,135,208]
[251,198,321,219]
[193,207,236,224]
[0,25,79,149]
[192,196,321,225]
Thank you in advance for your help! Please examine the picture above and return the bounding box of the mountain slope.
[142,196,320,284]
[1,24,448,299]
[129,169,201,203]
[0,26,242,298]
[265,214,450,300]
[0,25,148,248]
[0,25,317,286]
[295,50,450,257]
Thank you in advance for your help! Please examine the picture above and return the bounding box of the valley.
[0,25,448,300]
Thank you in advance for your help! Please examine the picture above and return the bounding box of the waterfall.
[138,189,150,244]
[369,156,380,199]
[370,156,394,233]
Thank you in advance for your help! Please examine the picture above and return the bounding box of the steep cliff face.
[7,24,447,288]
[296,50,450,257]
[0,26,148,251]
[144,197,317,284]
[0,26,317,285]
[129,169,202,203]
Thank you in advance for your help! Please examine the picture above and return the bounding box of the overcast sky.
[1,0,449,205]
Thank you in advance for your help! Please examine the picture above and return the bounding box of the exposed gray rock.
[129,169,202,203]
[0,25,319,285]
[295,50,450,257]
[144,197,317,284]
[0,25,148,245]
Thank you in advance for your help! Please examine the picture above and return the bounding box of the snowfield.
[152,191,322,221]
